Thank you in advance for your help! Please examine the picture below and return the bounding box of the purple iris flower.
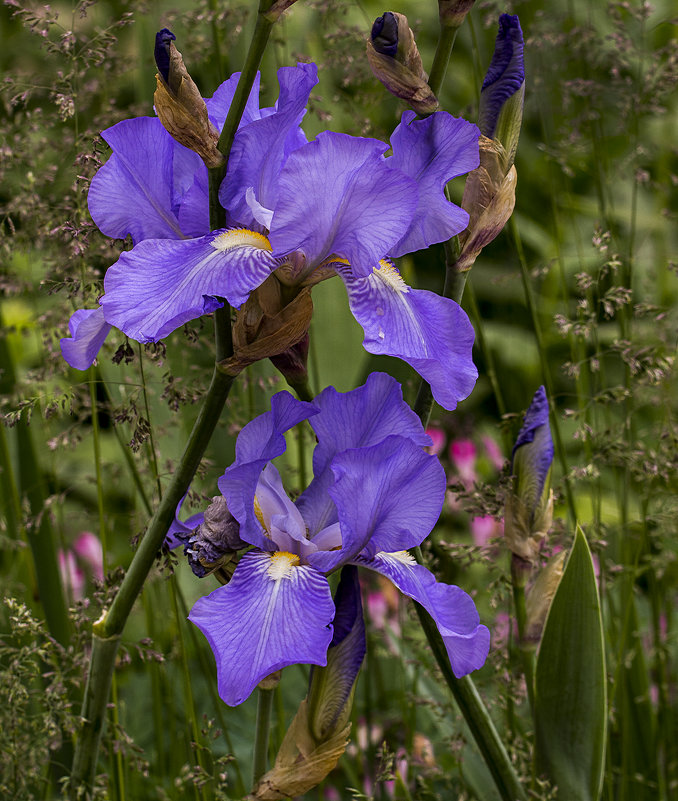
[60,61,480,410]
[186,372,490,706]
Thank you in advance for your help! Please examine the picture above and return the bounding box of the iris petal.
[387,110,479,257]
[297,372,431,537]
[60,307,112,371]
[100,230,278,341]
[355,551,490,677]
[340,262,478,411]
[218,392,318,549]
[189,549,334,706]
[307,435,445,574]
[269,131,418,277]
[88,118,185,243]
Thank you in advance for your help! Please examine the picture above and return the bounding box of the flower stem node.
[153,29,225,168]
[366,12,439,115]
[438,0,476,29]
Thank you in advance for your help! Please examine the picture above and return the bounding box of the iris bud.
[504,386,554,566]
[438,0,476,29]
[262,0,300,22]
[366,12,439,115]
[251,567,365,800]
[270,333,310,391]
[478,13,524,170]
[153,29,225,168]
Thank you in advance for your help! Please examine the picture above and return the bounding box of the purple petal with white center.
[355,551,490,677]
[60,307,112,370]
[340,262,478,411]
[218,392,318,549]
[269,132,418,277]
[387,111,479,257]
[220,63,318,226]
[296,373,431,536]
[100,229,278,342]
[88,117,185,243]
[188,549,334,706]
[206,72,263,134]
[307,436,445,574]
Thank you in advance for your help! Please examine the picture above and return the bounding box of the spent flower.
[185,373,490,706]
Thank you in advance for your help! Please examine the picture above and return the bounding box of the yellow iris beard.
[267,551,301,580]
[211,229,272,252]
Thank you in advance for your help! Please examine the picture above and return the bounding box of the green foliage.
[535,527,607,800]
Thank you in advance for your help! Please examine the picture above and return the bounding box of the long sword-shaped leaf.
[535,526,606,800]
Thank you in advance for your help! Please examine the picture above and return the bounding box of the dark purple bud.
[154,28,176,83]
[185,496,246,578]
[478,14,524,139]
[371,12,399,57]
[512,386,554,515]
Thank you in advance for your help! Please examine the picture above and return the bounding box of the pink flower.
[58,549,85,602]
[471,515,503,547]
[482,434,505,471]
[449,438,477,485]
[73,531,104,580]
[425,426,446,456]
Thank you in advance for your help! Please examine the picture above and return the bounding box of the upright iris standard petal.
[269,132,418,278]
[88,118,186,243]
[478,14,525,139]
[355,551,490,677]
[218,391,318,549]
[220,63,318,226]
[205,71,263,134]
[387,111,480,257]
[189,549,334,706]
[60,307,112,370]
[340,261,478,411]
[296,372,431,536]
[307,436,445,574]
[100,229,279,342]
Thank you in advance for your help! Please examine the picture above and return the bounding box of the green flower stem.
[210,0,276,230]
[511,216,577,525]
[70,367,235,796]
[252,687,275,787]
[428,23,460,100]
[412,550,528,801]
[510,558,536,712]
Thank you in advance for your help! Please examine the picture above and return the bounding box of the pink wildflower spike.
[73,531,104,581]
[450,438,477,484]
[58,550,85,602]
[425,426,446,455]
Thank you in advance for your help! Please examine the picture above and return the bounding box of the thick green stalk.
[428,24,459,100]
[412,557,528,801]
[252,687,275,786]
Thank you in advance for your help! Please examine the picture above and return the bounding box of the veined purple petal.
[387,111,479,257]
[177,172,210,237]
[296,373,431,536]
[206,72,263,134]
[218,392,318,549]
[88,118,185,243]
[220,63,318,227]
[307,436,445,574]
[355,551,490,677]
[188,549,334,706]
[60,307,112,371]
[478,14,525,139]
[269,132,418,277]
[100,229,278,342]
[340,261,478,411]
